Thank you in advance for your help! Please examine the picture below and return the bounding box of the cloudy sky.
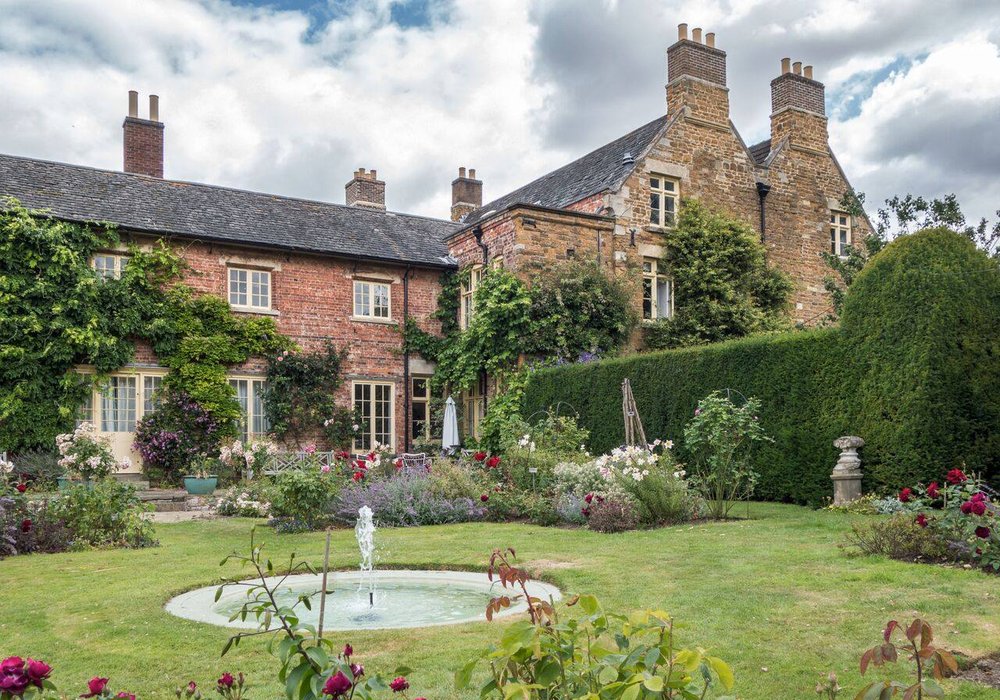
[1,0,998,224]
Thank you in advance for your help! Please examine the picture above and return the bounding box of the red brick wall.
[122,118,164,178]
[125,234,443,453]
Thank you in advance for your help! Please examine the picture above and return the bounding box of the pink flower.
[342,644,353,658]
[276,356,283,362]
[321,465,331,473]
[473,451,487,462]
[926,482,940,499]
[390,677,409,693]
[971,500,987,516]
[480,494,489,502]
[915,513,928,528]
[82,677,110,697]
[946,469,968,485]
[350,663,364,679]
[898,487,913,503]
[322,671,352,697]
[584,493,594,504]
[116,693,135,700]
[975,526,991,539]
[26,659,52,686]
[486,455,501,468]
[961,501,974,515]
[304,444,317,455]
[187,681,198,693]
[0,657,28,696]
[694,408,702,416]
[218,673,234,689]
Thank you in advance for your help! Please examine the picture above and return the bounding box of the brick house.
[0,25,865,466]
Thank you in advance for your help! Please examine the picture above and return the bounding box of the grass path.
[2,504,999,699]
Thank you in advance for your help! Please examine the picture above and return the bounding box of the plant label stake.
[317,529,331,640]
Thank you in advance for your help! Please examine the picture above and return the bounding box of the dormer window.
[229,267,271,310]
[92,253,129,280]
[830,211,852,257]
[649,175,679,228]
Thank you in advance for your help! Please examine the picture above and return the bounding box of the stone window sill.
[351,315,395,325]
[230,305,279,317]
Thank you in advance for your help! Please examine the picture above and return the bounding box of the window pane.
[94,255,117,280]
[663,180,675,192]
[656,279,670,319]
[229,379,249,440]
[251,271,270,309]
[412,377,427,398]
[77,391,93,428]
[143,376,162,415]
[374,283,389,318]
[650,177,660,189]
[252,380,270,435]
[229,269,248,306]
[642,278,653,320]
[649,193,661,224]
[643,260,652,273]
[101,377,136,432]
[354,282,370,317]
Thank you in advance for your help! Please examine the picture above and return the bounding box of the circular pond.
[166,570,561,631]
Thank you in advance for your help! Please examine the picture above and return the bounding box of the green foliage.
[6,449,62,489]
[683,392,770,518]
[523,260,638,359]
[263,345,350,447]
[839,228,1000,489]
[842,514,955,563]
[647,199,792,349]
[133,389,226,486]
[50,479,157,549]
[477,370,529,453]
[270,468,339,529]
[523,329,847,506]
[458,553,735,699]
[856,619,958,700]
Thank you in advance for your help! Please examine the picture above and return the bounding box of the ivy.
[0,199,291,453]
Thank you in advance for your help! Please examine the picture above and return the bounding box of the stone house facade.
[1,24,865,464]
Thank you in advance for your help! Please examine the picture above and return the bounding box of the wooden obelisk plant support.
[622,378,647,447]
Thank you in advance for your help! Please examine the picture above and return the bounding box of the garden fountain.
[165,509,560,631]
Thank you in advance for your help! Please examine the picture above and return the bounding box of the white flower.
[352,424,360,432]
[518,434,531,448]
[529,441,536,453]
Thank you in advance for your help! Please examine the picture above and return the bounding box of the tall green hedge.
[522,228,1000,505]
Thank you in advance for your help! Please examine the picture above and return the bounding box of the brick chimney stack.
[770,58,828,152]
[345,168,386,210]
[666,23,729,125]
[450,167,482,222]
[123,90,164,178]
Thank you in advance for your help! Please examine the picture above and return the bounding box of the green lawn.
[2,504,999,699]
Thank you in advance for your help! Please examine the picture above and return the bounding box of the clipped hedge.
[522,228,1000,505]
[523,330,848,505]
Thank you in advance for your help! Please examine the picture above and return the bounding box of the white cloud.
[0,0,997,225]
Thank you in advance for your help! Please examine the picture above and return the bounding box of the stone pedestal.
[831,436,864,505]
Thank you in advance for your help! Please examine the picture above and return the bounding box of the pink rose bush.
[56,423,128,481]
[897,469,998,570]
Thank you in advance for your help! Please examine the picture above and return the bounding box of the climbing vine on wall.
[0,199,291,453]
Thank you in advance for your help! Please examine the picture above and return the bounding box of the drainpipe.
[756,182,771,242]
[403,266,411,453]
[472,225,488,267]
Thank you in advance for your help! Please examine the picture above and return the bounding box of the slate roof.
[0,153,459,268]
[458,115,670,229]
[748,139,772,165]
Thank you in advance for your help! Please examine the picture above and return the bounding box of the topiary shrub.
[839,227,1000,489]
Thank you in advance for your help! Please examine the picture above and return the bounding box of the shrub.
[218,438,279,480]
[683,392,769,518]
[586,498,639,533]
[1,494,74,556]
[842,515,954,563]
[425,459,485,501]
[270,467,338,529]
[133,390,225,486]
[838,227,1000,489]
[334,472,486,527]
[216,480,275,518]
[7,449,63,489]
[55,423,128,480]
[49,480,156,549]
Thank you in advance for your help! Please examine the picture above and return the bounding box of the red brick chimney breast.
[123,91,164,178]
[345,167,386,210]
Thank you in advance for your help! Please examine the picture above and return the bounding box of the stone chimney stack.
[123,91,164,178]
[770,58,828,152]
[450,167,483,222]
[666,23,729,125]
[345,168,386,210]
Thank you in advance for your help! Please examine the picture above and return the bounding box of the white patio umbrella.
[442,395,460,450]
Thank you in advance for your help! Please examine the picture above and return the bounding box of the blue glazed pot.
[183,476,218,495]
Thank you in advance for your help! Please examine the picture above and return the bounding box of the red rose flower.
[0,657,28,696]
[26,659,52,686]
[352,471,365,482]
[960,501,974,515]
[975,526,991,539]
[971,500,987,516]
[926,482,940,499]
[350,663,364,678]
[584,493,594,504]
[187,681,198,693]
[83,677,110,697]
[20,519,31,533]
[342,644,353,658]
[972,492,987,503]
[480,494,489,502]
[915,513,928,528]
[486,455,501,468]
[16,483,27,493]
[394,458,403,470]
[218,673,234,689]
[473,451,487,462]
[581,507,590,517]
[946,469,968,485]
[323,671,353,697]
[367,452,376,462]
[390,676,410,693]
[898,487,913,503]
[116,693,136,700]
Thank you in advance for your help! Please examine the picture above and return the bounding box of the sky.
[1,0,998,225]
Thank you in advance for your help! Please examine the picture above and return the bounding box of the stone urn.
[831,436,864,505]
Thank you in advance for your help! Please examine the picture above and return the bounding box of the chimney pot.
[692,27,702,43]
[804,65,814,79]
[149,94,159,122]
[469,168,476,179]
[781,57,791,74]
[793,61,802,75]
[677,23,688,41]
[705,32,715,47]
[370,169,377,179]
[128,90,138,118]
[459,166,466,178]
